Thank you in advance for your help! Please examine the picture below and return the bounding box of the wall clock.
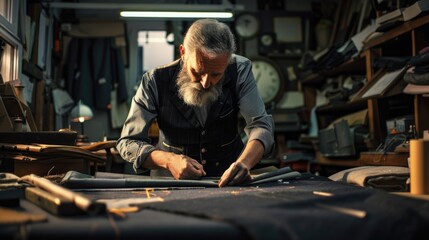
[251,57,284,106]
[234,13,260,39]
[258,32,277,55]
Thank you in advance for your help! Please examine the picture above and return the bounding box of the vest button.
[201,130,205,135]
[201,160,207,165]
[215,162,220,166]
[201,148,207,153]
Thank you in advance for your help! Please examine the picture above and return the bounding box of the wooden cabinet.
[300,14,429,169]
[363,14,429,142]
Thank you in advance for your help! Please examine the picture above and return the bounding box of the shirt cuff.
[247,127,275,158]
[133,145,157,173]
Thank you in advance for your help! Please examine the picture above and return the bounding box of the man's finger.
[186,161,206,177]
[227,170,244,186]
[194,162,206,176]
[190,161,206,176]
[228,170,251,186]
[218,163,238,187]
[218,175,230,188]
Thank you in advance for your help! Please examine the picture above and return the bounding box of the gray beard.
[176,66,222,107]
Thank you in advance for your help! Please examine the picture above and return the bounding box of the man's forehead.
[190,51,229,71]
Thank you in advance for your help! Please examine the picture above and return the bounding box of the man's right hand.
[166,154,206,180]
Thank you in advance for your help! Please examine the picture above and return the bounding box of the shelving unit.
[300,13,429,170]
[363,14,429,142]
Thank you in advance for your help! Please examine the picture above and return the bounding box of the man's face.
[177,47,229,107]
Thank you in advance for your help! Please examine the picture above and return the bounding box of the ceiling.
[40,0,243,22]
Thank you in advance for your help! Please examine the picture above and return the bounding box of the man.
[117,19,274,187]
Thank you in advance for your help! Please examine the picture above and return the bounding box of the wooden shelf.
[364,14,429,50]
[314,151,409,168]
[359,152,408,167]
[314,151,361,167]
[290,4,429,171]
[316,98,367,116]
[325,57,366,77]
[301,56,365,86]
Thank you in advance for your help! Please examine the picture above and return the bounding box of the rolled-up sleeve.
[235,56,275,158]
[116,71,159,172]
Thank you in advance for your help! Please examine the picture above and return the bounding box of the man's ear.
[179,44,185,60]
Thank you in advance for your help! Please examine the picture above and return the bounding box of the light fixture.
[70,100,93,142]
[44,1,243,20]
[120,11,233,19]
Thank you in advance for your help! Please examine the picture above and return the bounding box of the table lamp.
[70,100,93,142]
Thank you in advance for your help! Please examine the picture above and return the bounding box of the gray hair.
[183,19,236,57]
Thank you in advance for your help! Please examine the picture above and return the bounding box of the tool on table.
[19,174,105,215]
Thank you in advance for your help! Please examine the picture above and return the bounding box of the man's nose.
[200,74,210,89]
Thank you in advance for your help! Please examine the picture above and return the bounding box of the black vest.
[153,59,244,177]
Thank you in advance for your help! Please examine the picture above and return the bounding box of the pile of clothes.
[403,44,429,94]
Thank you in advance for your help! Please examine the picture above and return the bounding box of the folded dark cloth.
[61,167,301,189]
[403,71,429,85]
[373,56,410,72]
[413,65,429,74]
[419,44,429,54]
[61,171,219,188]
[376,20,404,32]
[408,52,429,66]
[329,166,410,192]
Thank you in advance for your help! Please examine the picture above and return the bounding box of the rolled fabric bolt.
[409,139,429,195]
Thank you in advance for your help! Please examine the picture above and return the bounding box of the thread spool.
[409,139,429,195]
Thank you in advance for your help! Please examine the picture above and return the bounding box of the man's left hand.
[218,162,251,187]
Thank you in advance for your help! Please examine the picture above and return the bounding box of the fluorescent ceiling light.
[120,11,233,19]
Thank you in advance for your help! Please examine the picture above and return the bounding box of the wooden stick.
[19,174,105,215]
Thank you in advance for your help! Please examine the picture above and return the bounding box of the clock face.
[234,13,260,39]
[260,34,273,46]
[252,59,283,105]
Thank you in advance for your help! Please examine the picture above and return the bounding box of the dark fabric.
[153,59,243,176]
[373,56,411,72]
[137,175,429,240]
[61,170,218,188]
[408,52,429,66]
[403,71,429,85]
[375,20,404,32]
[60,168,301,189]
[64,38,128,110]
[6,174,429,240]
[329,166,410,192]
[91,38,113,109]
[419,44,429,54]
[311,41,358,72]
[154,134,244,177]
[12,201,245,240]
[65,38,79,97]
[111,47,128,103]
[74,39,94,108]
[414,65,429,74]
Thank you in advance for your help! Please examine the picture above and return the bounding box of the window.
[0,0,20,83]
[138,31,174,73]
[0,39,15,82]
[0,0,18,35]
